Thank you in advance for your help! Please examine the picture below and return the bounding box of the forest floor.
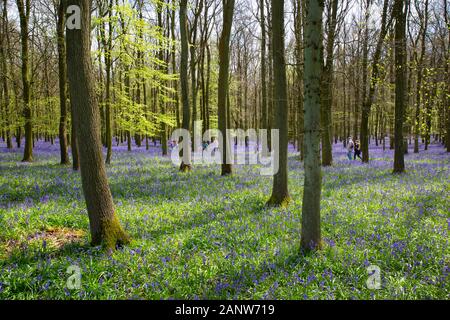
[0,141,449,299]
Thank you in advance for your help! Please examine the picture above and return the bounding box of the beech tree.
[393,0,407,174]
[360,0,391,163]
[66,0,129,249]
[16,0,33,162]
[179,0,192,172]
[267,0,290,206]
[217,0,235,176]
[55,0,69,165]
[301,0,324,251]
[320,0,338,167]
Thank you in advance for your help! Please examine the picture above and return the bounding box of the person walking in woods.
[354,140,363,161]
[347,137,354,160]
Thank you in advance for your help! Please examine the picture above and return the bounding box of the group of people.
[347,137,362,161]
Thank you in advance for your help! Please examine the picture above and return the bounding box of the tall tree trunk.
[16,0,33,162]
[301,0,323,252]
[1,0,12,149]
[157,3,168,156]
[320,0,338,167]
[179,0,192,171]
[170,2,180,129]
[57,0,69,164]
[66,0,129,249]
[393,0,407,174]
[205,44,211,131]
[414,7,429,153]
[445,0,450,152]
[260,0,269,156]
[103,0,114,164]
[267,0,290,206]
[218,0,235,176]
[361,0,390,162]
[294,0,304,160]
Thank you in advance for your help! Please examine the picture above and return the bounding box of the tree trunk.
[170,1,180,130]
[361,0,390,163]
[217,0,235,176]
[393,0,407,174]
[57,0,69,164]
[16,0,33,162]
[1,0,12,149]
[66,0,129,249]
[294,0,304,160]
[320,0,338,167]
[103,0,114,164]
[179,0,192,172]
[267,0,290,206]
[260,0,269,156]
[157,4,168,156]
[445,0,450,152]
[301,0,323,252]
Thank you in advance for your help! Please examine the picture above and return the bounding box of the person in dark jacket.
[354,140,362,160]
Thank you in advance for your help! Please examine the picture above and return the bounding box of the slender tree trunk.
[294,0,304,160]
[260,0,269,156]
[66,0,129,249]
[361,0,390,163]
[103,0,114,164]
[218,0,235,176]
[179,0,192,171]
[16,0,33,162]
[393,0,407,174]
[301,0,324,252]
[157,4,168,156]
[412,1,428,154]
[1,0,12,149]
[445,0,450,152]
[267,0,290,206]
[170,2,180,129]
[205,44,211,131]
[320,0,338,167]
[57,0,69,164]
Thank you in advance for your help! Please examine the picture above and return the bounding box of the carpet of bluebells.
[0,139,449,300]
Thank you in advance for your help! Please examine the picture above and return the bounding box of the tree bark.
[445,0,450,152]
[413,0,429,154]
[294,0,304,160]
[100,0,114,164]
[393,0,407,174]
[301,0,324,251]
[56,0,69,164]
[66,0,129,249]
[360,0,390,163]
[260,0,269,156]
[267,0,290,206]
[217,0,235,176]
[1,0,12,149]
[179,0,192,172]
[320,0,338,167]
[16,0,33,162]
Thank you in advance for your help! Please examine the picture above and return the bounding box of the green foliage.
[94,1,179,137]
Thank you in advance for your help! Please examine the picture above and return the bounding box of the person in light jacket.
[347,137,354,160]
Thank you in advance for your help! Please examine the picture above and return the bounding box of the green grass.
[0,147,449,300]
